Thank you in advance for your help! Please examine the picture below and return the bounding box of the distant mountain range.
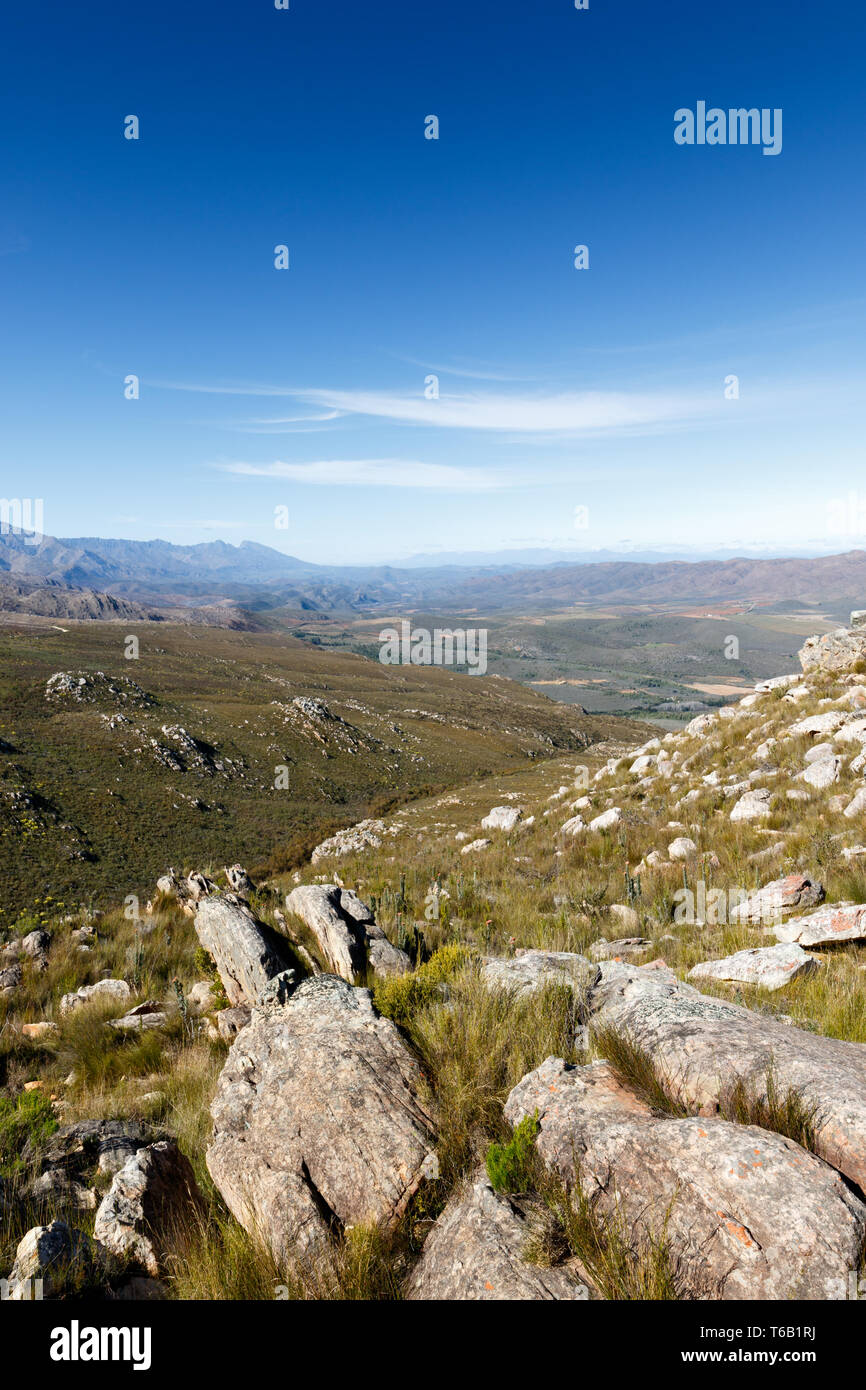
[2,528,865,619]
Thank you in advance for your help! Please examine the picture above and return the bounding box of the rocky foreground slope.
[5,616,866,1300]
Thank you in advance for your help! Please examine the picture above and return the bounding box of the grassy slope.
[0,621,645,923]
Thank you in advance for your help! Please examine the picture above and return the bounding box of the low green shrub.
[485,1112,539,1192]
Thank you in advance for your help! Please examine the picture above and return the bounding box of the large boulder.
[207,975,437,1259]
[588,960,866,1191]
[194,895,296,1007]
[688,943,819,992]
[481,806,523,833]
[93,1141,202,1277]
[506,1058,865,1301]
[284,885,410,980]
[406,1168,588,1301]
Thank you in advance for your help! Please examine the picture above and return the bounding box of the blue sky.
[2,0,864,564]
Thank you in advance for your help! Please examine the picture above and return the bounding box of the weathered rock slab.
[588,960,866,1191]
[688,943,819,991]
[207,975,437,1259]
[93,1140,202,1276]
[285,885,410,980]
[729,874,824,925]
[775,902,866,948]
[194,895,295,1007]
[505,1057,865,1300]
[481,949,592,998]
[406,1168,588,1301]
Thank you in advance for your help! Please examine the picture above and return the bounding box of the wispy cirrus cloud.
[294,387,716,435]
[217,458,509,491]
[151,374,716,438]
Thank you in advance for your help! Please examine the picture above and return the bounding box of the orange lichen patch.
[485,1281,494,1290]
[718,1215,756,1248]
[698,1128,708,1137]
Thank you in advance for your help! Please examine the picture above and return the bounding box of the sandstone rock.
[802,756,841,789]
[505,1057,865,1300]
[207,975,437,1258]
[60,978,131,1015]
[311,818,387,863]
[187,870,218,902]
[0,964,22,996]
[688,943,819,991]
[799,627,866,675]
[607,903,640,931]
[405,1168,588,1301]
[589,937,651,962]
[187,980,219,1015]
[803,741,836,764]
[225,863,254,896]
[668,836,697,861]
[559,815,585,837]
[481,950,592,998]
[216,1005,251,1041]
[21,1021,58,1040]
[788,710,851,738]
[156,868,187,900]
[754,673,801,693]
[844,789,866,819]
[94,1140,202,1277]
[6,1220,97,1300]
[194,895,296,1007]
[108,1002,168,1031]
[22,1119,153,1197]
[629,754,655,775]
[481,806,523,832]
[729,874,825,924]
[589,807,623,832]
[775,902,866,948]
[684,712,717,735]
[284,885,410,980]
[588,960,866,1191]
[730,788,772,822]
[460,837,491,854]
[21,929,51,961]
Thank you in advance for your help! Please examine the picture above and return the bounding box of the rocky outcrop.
[311,818,387,863]
[799,626,866,675]
[284,885,410,980]
[194,895,296,1007]
[93,1141,202,1277]
[688,943,819,991]
[589,960,866,1191]
[406,1168,588,1301]
[505,1057,866,1300]
[207,975,437,1259]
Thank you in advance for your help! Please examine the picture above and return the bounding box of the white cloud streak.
[217,458,508,490]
